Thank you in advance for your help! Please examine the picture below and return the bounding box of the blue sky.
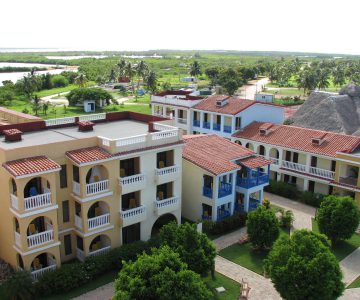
[2,0,359,55]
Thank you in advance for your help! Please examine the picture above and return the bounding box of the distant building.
[181,77,197,83]
[255,93,274,103]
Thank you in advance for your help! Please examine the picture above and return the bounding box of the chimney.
[3,129,23,142]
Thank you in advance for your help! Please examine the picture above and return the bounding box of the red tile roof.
[239,156,271,169]
[183,134,254,175]
[193,95,283,115]
[66,147,112,165]
[3,156,60,177]
[233,122,360,157]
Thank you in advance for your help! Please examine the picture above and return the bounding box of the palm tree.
[32,95,41,116]
[125,62,135,95]
[146,71,158,94]
[134,61,149,101]
[190,61,202,78]
[117,59,127,78]
[108,69,117,83]
[42,101,49,115]
[317,69,330,90]
[75,73,88,87]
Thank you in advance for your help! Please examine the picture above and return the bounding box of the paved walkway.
[341,248,360,285]
[341,288,360,299]
[213,227,247,250]
[72,282,114,300]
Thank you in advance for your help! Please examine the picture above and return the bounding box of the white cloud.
[1,0,359,54]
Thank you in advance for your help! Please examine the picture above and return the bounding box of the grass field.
[204,272,241,300]
[126,94,151,104]
[312,219,360,261]
[348,276,360,289]
[219,228,290,275]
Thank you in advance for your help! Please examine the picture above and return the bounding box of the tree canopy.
[114,246,212,300]
[246,206,280,250]
[66,88,113,106]
[264,230,344,300]
[317,195,360,245]
[159,222,216,276]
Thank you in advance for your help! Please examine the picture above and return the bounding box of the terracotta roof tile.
[239,156,271,169]
[66,147,112,165]
[193,95,283,115]
[3,156,60,177]
[233,122,360,157]
[183,134,254,175]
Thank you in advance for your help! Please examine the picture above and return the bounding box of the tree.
[108,69,117,83]
[205,67,220,86]
[145,71,158,93]
[117,59,127,77]
[218,68,244,96]
[160,222,216,276]
[134,60,149,100]
[125,62,135,95]
[247,206,280,250]
[15,74,40,99]
[75,73,88,88]
[264,230,344,300]
[66,88,113,106]
[4,270,35,300]
[95,75,106,86]
[190,61,202,78]
[51,75,69,88]
[32,95,41,116]
[317,195,360,245]
[42,101,49,115]
[114,246,212,300]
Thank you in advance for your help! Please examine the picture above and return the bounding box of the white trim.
[71,191,113,203]
[74,225,114,238]
[10,205,58,218]
[330,182,360,192]
[13,242,61,256]
[12,168,61,180]
[276,168,331,184]
[333,156,360,166]
[116,143,184,160]
[58,228,75,235]
[67,155,119,167]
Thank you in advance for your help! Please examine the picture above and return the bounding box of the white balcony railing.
[154,196,179,211]
[155,165,180,176]
[120,206,146,228]
[79,113,106,122]
[177,118,188,124]
[31,264,56,280]
[76,248,85,262]
[86,180,109,195]
[309,166,335,180]
[75,215,83,229]
[281,161,307,173]
[14,231,21,247]
[24,193,52,210]
[27,229,54,248]
[88,213,110,230]
[151,129,178,141]
[89,245,111,257]
[119,174,145,186]
[116,134,147,147]
[45,116,75,127]
[73,181,80,195]
[10,194,19,210]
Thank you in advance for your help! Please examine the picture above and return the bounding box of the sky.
[1,0,360,55]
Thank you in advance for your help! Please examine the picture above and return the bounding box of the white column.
[210,113,214,130]
[278,149,284,165]
[174,108,178,122]
[303,179,309,191]
[231,117,236,133]
[200,112,204,128]
[220,115,225,132]
[230,172,236,215]
[212,205,217,222]
[151,104,155,115]
[305,154,311,173]
[162,106,166,117]
[244,191,250,212]
[259,189,264,204]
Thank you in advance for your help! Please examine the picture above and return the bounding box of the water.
[121,54,162,59]
[0,62,59,68]
[46,55,108,60]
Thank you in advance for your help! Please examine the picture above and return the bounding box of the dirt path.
[238,77,269,100]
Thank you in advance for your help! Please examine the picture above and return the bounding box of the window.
[235,117,242,129]
[310,156,317,168]
[308,181,315,193]
[64,234,72,255]
[60,165,67,188]
[62,200,70,223]
[216,115,221,124]
[73,165,79,182]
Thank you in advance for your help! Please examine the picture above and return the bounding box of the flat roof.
[0,120,149,150]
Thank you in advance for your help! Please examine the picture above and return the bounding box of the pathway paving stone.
[341,248,360,286]
[72,283,114,300]
[213,227,247,250]
[340,288,360,300]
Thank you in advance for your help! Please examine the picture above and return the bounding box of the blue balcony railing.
[224,125,232,133]
[234,202,244,212]
[249,198,261,211]
[236,173,269,189]
[217,210,231,221]
[218,182,232,198]
[213,123,220,131]
[203,186,213,198]
[203,121,211,129]
[193,119,200,127]
[202,214,212,221]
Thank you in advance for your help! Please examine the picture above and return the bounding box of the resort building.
[181,134,271,222]
[151,93,285,137]
[0,110,183,278]
[232,122,360,205]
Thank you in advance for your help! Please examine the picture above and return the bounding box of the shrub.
[317,195,360,245]
[247,206,280,250]
[264,230,344,300]
[66,88,113,106]
[265,180,299,199]
[3,270,35,300]
[50,75,69,88]
[202,212,247,236]
[299,191,324,207]
[262,198,270,209]
[280,210,294,229]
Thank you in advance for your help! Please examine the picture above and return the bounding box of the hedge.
[265,180,324,207]
[202,212,247,236]
[35,238,159,296]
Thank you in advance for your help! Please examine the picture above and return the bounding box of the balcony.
[120,205,146,227]
[213,123,220,131]
[218,182,232,198]
[154,196,179,215]
[309,166,335,180]
[119,174,146,194]
[223,125,232,133]
[27,227,54,248]
[339,176,358,187]
[236,173,269,189]
[193,119,200,127]
[281,160,306,173]
[86,180,109,196]
[203,121,211,129]
[31,263,56,280]
[75,214,83,229]
[177,118,187,124]
[88,213,110,230]
[155,165,180,184]
[11,193,52,211]
[281,161,335,180]
[14,231,21,247]
[217,210,230,221]
[89,245,111,257]
[203,186,213,198]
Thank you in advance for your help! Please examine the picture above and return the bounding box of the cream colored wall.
[316,157,332,170]
[297,153,307,165]
[181,159,215,222]
[314,182,329,194]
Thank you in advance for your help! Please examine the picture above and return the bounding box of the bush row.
[265,180,324,207]
[202,212,247,235]
[35,238,159,296]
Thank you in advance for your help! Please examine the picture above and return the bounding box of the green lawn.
[219,228,290,275]
[312,219,360,261]
[204,272,241,300]
[348,276,360,289]
[35,82,95,98]
[126,94,151,104]
[40,271,117,300]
